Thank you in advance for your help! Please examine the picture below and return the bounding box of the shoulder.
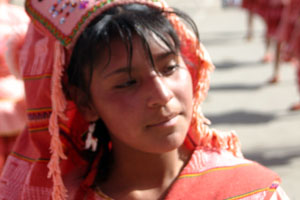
[169,148,283,200]
[184,147,280,184]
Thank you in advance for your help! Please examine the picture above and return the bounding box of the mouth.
[146,113,180,128]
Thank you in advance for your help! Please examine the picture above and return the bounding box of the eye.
[162,64,180,76]
[115,79,137,89]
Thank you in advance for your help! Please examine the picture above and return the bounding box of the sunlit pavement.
[166,1,300,199]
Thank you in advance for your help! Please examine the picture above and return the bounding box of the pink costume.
[276,0,300,109]
[257,0,285,39]
[241,0,260,13]
[0,0,29,174]
[89,148,289,200]
[287,1,300,107]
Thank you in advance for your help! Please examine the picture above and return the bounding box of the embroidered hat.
[0,0,241,199]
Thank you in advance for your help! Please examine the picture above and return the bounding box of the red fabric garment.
[292,62,300,106]
[288,16,300,60]
[0,135,17,174]
[296,63,300,93]
[84,148,281,200]
[241,0,262,14]
[257,0,285,38]
[161,148,280,200]
[165,159,278,199]
[276,0,299,42]
[276,0,300,61]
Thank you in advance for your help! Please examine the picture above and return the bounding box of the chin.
[148,132,187,154]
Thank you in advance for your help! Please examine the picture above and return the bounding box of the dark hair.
[66,3,199,184]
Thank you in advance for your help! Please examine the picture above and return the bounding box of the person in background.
[241,0,281,64]
[275,0,300,110]
[0,0,28,174]
[241,0,258,41]
[260,0,285,83]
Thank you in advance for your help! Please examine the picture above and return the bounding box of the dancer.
[0,0,289,199]
[274,0,300,110]
[241,0,258,41]
[261,0,285,82]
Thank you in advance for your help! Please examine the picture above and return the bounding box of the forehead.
[98,33,175,69]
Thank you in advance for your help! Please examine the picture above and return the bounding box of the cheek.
[93,93,142,132]
[176,69,194,111]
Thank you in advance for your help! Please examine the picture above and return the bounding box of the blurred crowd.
[0,0,28,174]
[242,0,300,111]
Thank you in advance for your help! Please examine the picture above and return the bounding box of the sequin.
[60,17,66,24]
[52,10,59,18]
[69,7,75,13]
[62,4,67,9]
[49,6,55,13]
[79,0,89,9]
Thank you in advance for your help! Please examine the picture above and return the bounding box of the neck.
[99,142,192,199]
[115,147,189,183]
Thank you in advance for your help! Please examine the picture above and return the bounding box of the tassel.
[168,13,242,156]
[48,41,68,200]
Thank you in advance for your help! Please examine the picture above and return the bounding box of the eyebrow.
[154,51,176,61]
[103,67,131,79]
[103,51,177,79]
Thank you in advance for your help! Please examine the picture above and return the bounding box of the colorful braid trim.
[25,0,161,47]
[25,0,71,46]
[225,181,279,200]
[11,152,50,163]
[178,163,253,179]
[23,73,52,81]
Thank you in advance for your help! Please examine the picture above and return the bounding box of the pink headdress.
[13,0,242,199]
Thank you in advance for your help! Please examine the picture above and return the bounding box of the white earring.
[85,123,98,152]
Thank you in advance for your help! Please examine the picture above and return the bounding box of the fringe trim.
[47,41,68,200]
[168,14,242,157]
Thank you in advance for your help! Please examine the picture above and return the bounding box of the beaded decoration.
[48,0,79,24]
[26,0,163,47]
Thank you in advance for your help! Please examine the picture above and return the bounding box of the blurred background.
[166,0,300,199]
[7,0,300,199]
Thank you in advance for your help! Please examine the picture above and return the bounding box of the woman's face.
[85,34,193,154]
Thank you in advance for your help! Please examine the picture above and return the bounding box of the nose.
[147,76,174,108]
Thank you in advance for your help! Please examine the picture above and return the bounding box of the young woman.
[0,0,289,199]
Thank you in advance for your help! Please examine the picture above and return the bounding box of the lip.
[147,114,179,128]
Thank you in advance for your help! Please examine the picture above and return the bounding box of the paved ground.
[11,0,300,199]
[166,1,300,199]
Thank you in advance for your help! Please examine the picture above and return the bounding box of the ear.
[68,85,99,122]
